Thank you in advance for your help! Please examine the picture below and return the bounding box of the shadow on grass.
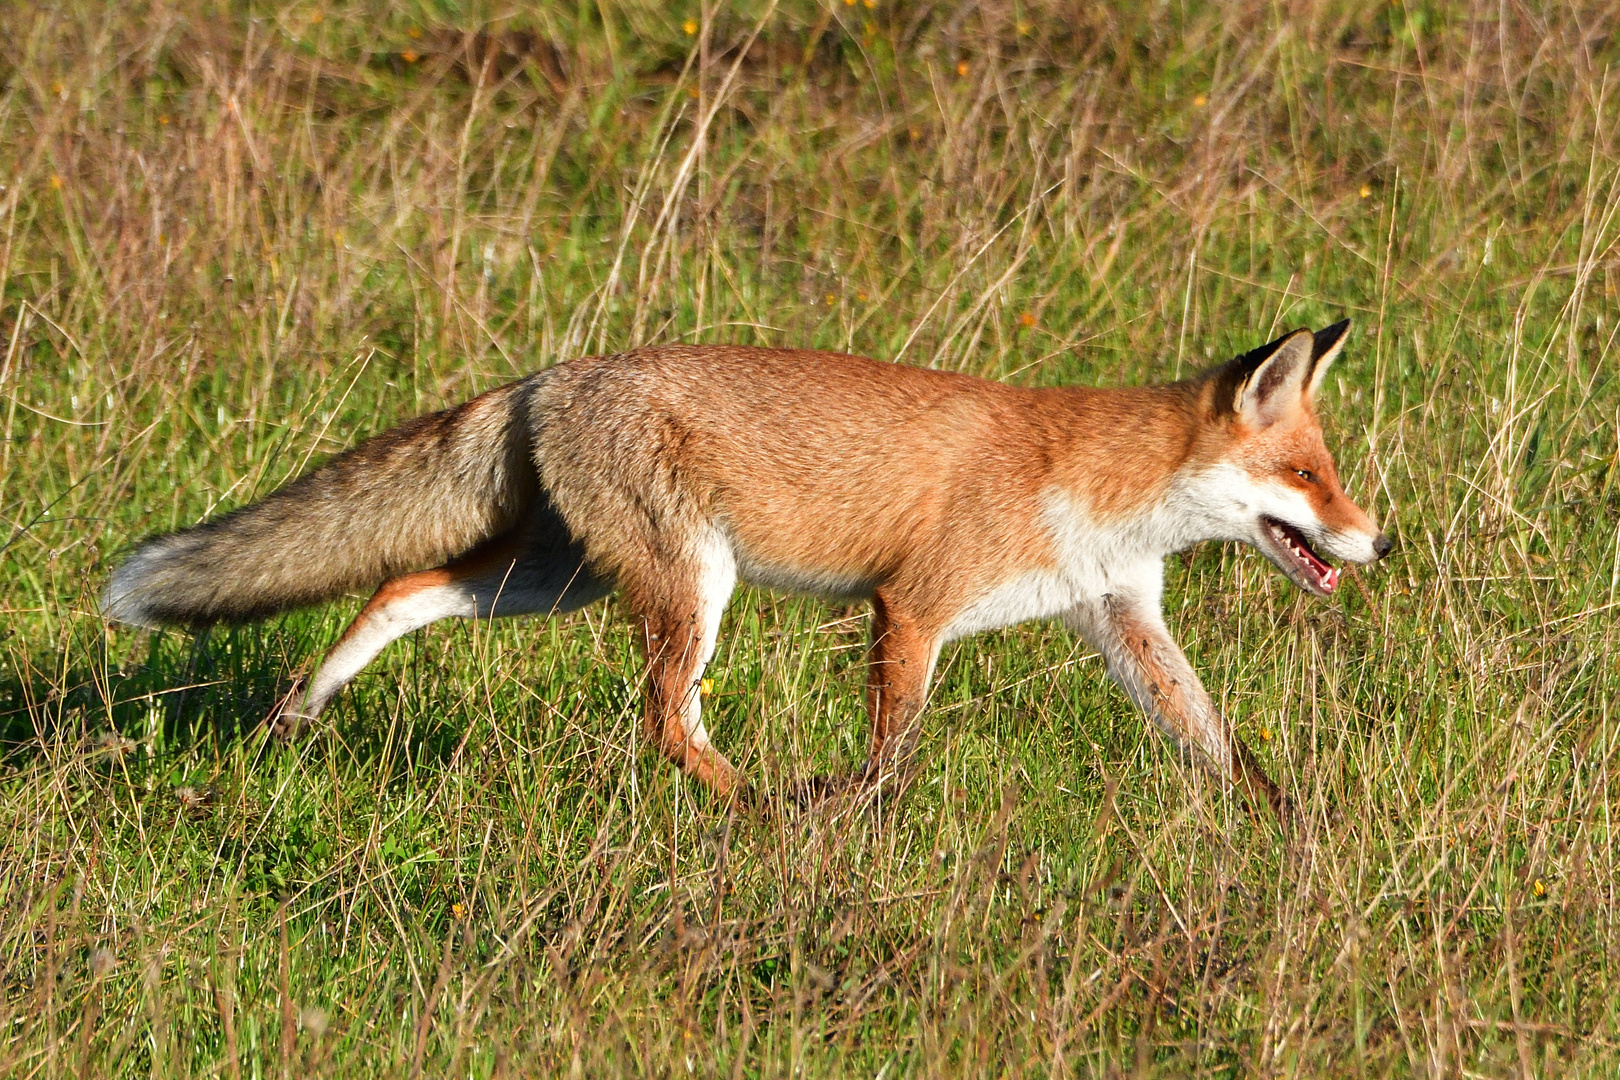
[0,615,516,911]
[2,622,291,755]
[0,615,481,776]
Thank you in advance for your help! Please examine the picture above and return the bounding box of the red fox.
[104,321,1389,820]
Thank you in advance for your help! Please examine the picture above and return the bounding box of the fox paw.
[267,680,312,740]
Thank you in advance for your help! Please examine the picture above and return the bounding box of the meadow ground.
[2,1,1619,1075]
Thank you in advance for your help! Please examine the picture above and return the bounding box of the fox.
[103,320,1390,822]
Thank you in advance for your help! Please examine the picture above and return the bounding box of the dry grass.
[2,0,1619,1075]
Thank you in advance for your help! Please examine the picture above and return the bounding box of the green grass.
[3,0,1619,1075]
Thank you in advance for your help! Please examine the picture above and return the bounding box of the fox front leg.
[791,589,944,809]
[1068,592,1289,825]
[860,590,944,791]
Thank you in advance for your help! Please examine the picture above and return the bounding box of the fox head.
[1186,320,1392,596]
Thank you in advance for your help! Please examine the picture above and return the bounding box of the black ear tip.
[1312,318,1352,359]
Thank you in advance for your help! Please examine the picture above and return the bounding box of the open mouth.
[1263,517,1339,595]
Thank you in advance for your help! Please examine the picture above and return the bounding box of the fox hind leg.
[276,520,606,737]
[623,534,742,798]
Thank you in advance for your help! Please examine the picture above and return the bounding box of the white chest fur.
[941,490,1171,642]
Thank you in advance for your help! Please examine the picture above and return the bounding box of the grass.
[2,0,1619,1075]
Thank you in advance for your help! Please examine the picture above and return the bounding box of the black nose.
[1373,533,1394,559]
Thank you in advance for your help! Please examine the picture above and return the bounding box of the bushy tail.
[103,375,543,627]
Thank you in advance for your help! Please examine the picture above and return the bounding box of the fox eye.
[1295,469,1314,482]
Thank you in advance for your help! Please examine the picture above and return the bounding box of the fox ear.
[1234,329,1314,428]
[1306,318,1351,401]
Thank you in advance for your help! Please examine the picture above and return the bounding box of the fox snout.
[1326,487,1391,566]
[1321,504,1389,567]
